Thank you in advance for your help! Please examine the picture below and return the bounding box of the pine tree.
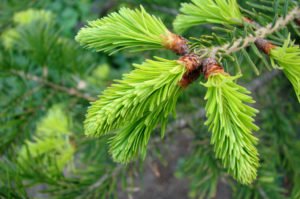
[0,0,300,198]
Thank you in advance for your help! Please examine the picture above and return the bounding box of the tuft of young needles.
[76,6,172,54]
[84,57,187,162]
[173,0,243,34]
[13,9,54,25]
[270,36,300,102]
[18,105,74,174]
[202,73,259,184]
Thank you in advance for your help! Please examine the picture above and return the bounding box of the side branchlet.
[202,58,260,184]
[255,37,300,102]
[173,0,243,33]
[76,6,188,55]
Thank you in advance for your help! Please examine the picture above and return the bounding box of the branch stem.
[195,7,300,57]
[11,70,96,101]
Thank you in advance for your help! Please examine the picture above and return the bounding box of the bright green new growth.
[270,37,300,102]
[173,0,243,34]
[202,73,259,184]
[18,105,74,173]
[75,6,171,54]
[1,9,54,50]
[85,57,186,162]
[1,29,19,50]
[13,9,54,25]
[109,89,181,163]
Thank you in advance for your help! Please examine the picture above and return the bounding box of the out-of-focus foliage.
[18,105,74,175]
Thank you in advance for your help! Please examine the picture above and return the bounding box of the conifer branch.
[76,6,188,55]
[83,57,195,163]
[255,36,300,102]
[73,2,300,187]
[201,58,259,184]
[196,7,300,57]
[165,70,280,135]
[173,0,243,33]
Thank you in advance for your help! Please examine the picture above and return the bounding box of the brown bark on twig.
[202,58,224,79]
[254,38,276,55]
[163,32,189,55]
[178,54,202,87]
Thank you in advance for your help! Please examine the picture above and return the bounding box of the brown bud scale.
[202,58,224,79]
[163,32,189,55]
[255,38,276,55]
[178,54,202,88]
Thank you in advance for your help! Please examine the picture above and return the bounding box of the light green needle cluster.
[270,38,300,102]
[1,29,19,50]
[173,0,243,33]
[13,9,54,25]
[18,105,74,173]
[85,57,186,162]
[75,6,171,54]
[109,91,181,163]
[1,9,55,50]
[202,73,259,184]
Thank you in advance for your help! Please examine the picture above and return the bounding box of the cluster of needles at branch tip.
[173,0,243,33]
[201,58,259,184]
[75,6,188,55]
[255,37,300,102]
[84,57,187,162]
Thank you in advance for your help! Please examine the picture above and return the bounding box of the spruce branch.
[196,7,300,57]
[165,70,280,136]
[255,36,300,102]
[75,6,188,55]
[202,58,259,184]
[74,2,300,187]
[84,57,186,137]
[173,0,243,34]
[84,55,203,163]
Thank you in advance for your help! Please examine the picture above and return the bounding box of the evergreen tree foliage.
[76,6,173,54]
[13,9,54,25]
[0,0,300,198]
[202,73,259,184]
[269,37,300,102]
[85,57,185,162]
[18,105,74,175]
[173,0,243,33]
